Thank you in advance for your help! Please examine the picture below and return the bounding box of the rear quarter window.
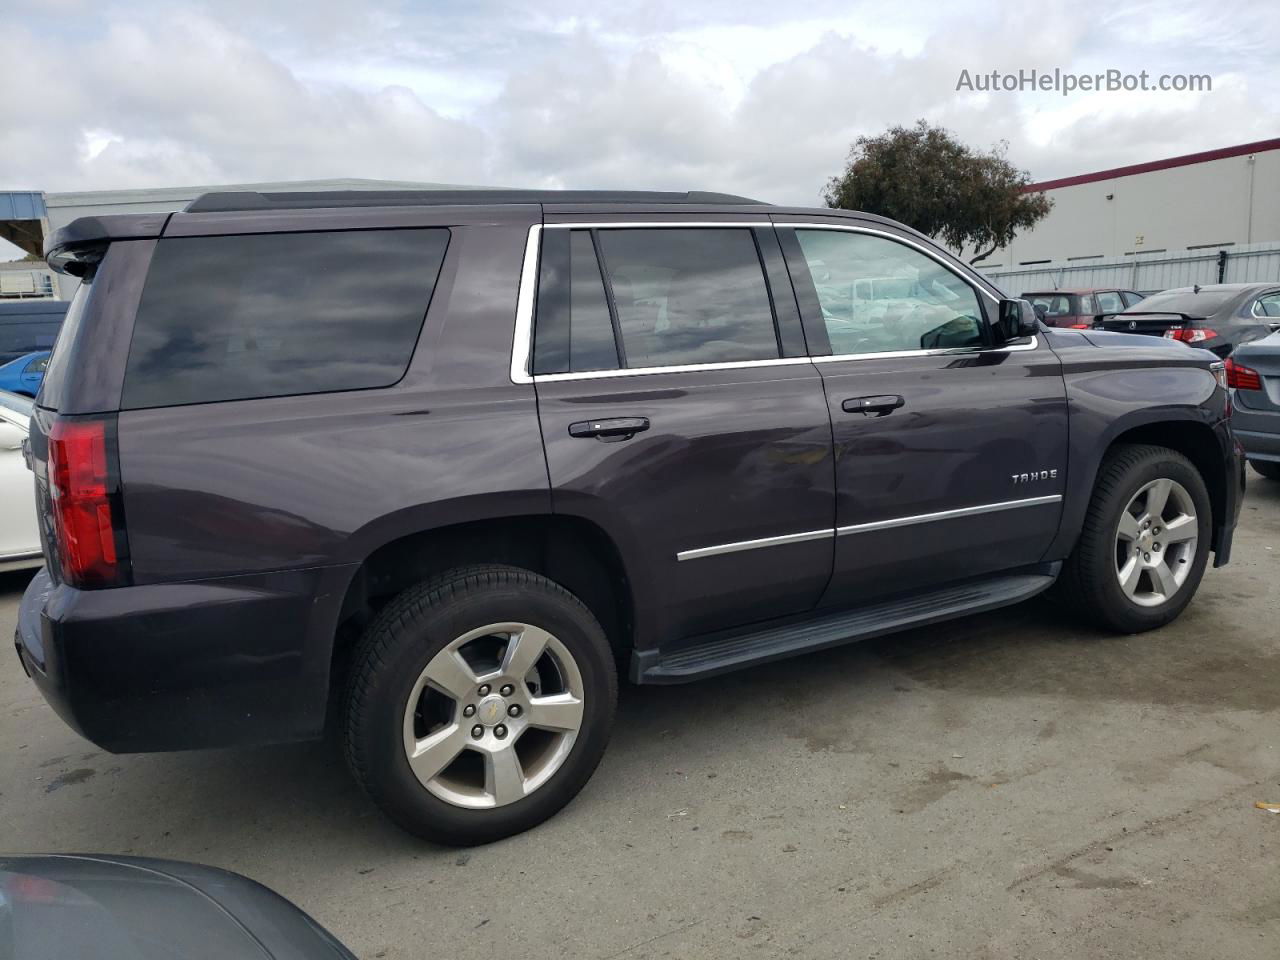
[122,229,449,408]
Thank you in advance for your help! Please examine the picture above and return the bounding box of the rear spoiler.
[1091,311,1202,327]
[43,213,170,277]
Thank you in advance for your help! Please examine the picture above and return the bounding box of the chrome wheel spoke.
[1144,478,1172,519]
[1116,511,1142,542]
[422,650,478,700]
[1161,514,1196,543]
[1114,476,1197,608]
[403,621,586,809]
[1118,555,1143,598]
[407,723,467,782]
[485,746,527,806]
[527,693,585,732]
[1150,560,1180,600]
[502,625,552,680]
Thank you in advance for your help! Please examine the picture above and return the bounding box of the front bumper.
[13,564,356,753]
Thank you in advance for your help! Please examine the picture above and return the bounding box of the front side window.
[795,230,985,355]
[123,228,450,408]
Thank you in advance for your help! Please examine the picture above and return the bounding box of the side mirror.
[997,298,1039,342]
[1032,303,1048,323]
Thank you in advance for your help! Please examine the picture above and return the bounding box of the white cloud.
[0,0,1277,211]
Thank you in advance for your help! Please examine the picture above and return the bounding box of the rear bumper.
[13,563,356,753]
[1232,403,1280,462]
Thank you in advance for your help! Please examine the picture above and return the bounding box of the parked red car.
[1023,288,1145,327]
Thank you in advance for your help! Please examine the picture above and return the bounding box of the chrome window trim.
[536,356,813,383]
[812,337,1038,363]
[835,494,1062,536]
[510,224,542,385]
[509,218,1030,385]
[676,494,1063,560]
[676,527,834,562]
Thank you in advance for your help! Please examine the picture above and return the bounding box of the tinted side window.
[532,230,620,375]
[123,229,449,408]
[795,230,984,354]
[595,229,780,367]
[1121,291,1145,307]
[1096,291,1124,314]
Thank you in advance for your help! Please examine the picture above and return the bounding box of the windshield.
[1125,289,1236,316]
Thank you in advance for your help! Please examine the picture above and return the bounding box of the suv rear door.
[775,218,1068,607]
[526,218,835,646]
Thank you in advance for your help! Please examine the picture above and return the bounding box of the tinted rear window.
[122,229,449,408]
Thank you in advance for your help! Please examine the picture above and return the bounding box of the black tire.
[1251,460,1280,481]
[1059,444,1212,633]
[344,564,617,845]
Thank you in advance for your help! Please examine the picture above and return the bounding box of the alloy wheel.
[401,622,585,809]
[1113,477,1199,607]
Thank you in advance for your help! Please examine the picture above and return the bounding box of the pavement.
[2,480,1279,960]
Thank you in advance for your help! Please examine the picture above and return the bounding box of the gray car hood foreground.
[0,854,355,960]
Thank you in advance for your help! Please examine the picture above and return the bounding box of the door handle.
[568,417,650,440]
[842,395,904,417]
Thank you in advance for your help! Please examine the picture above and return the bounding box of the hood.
[0,854,355,960]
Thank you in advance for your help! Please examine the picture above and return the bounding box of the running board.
[631,568,1059,684]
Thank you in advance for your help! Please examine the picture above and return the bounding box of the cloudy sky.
[2,0,1277,243]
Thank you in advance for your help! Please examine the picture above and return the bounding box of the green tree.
[823,120,1052,264]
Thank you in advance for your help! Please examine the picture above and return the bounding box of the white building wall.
[973,146,1280,272]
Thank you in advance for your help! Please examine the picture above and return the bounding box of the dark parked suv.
[16,190,1244,844]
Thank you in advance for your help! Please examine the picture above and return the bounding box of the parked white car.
[0,390,42,572]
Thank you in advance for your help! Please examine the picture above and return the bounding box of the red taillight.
[1163,327,1217,343]
[47,418,128,587]
[1068,323,1091,329]
[1225,356,1263,391]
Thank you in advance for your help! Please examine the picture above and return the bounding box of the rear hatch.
[31,213,167,589]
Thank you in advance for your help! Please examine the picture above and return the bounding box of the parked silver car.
[1227,331,1280,480]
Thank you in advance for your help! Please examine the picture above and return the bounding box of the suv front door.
[525,221,836,648]
[776,220,1068,607]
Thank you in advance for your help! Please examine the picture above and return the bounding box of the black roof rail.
[185,189,767,213]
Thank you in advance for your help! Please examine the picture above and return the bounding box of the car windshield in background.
[1125,290,1236,316]
[0,389,34,419]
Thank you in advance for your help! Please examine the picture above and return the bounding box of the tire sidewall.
[352,578,616,843]
[1092,452,1212,631]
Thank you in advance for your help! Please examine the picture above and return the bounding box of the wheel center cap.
[477,694,507,726]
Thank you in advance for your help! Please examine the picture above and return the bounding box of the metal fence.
[982,241,1280,295]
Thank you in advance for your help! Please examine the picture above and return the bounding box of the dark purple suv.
[15,190,1245,844]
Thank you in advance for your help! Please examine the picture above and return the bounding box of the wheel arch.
[1049,410,1232,562]
[327,512,636,718]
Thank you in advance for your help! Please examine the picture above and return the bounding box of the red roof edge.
[1022,137,1280,193]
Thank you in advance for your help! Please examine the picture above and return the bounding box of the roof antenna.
[1193,283,1201,293]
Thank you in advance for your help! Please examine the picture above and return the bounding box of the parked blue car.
[0,350,49,397]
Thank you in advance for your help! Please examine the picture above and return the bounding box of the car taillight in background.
[1163,327,1217,343]
[1225,356,1263,391]
[47,417,130,588]
[1068,323,1092,329]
